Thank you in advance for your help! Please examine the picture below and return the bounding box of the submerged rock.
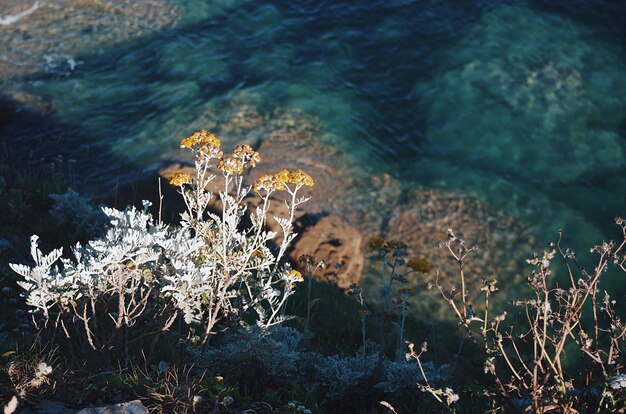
[187,91,267,147]
[177,92,400,233]
[413,4,626,185]
[248,108,403,286]
[373,188,535,318]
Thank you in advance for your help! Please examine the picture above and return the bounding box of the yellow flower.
[232,144,260,168]
[180,136,198,149]
[274,169,290,183]
[289,269,303,281]
[253,174,286,193]
[180,130,220,149]
[168,171,192,186]
[217,156,244,175]
[273,169,314,187]
[287,169,314,187]
[286,269,304,284]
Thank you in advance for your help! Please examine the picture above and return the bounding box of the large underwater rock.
[413,5,626,185]
[370,188,536,318]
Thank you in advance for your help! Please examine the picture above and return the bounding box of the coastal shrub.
[197,324,448,413]
[199,325,303,398]
[409,220,626,413]
[9,130,313,368]
[48,188,108,241]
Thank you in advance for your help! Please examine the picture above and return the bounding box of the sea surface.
[2,0,626,295]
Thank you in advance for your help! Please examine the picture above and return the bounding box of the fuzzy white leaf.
[296,196,311,204]
[9,263,31,279]
[273,216,292,233]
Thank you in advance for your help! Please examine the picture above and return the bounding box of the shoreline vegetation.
[1,131,625,413]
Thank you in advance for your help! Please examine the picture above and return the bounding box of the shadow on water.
[0,13,230,195]
[529,0,626,45]
[0,90,147,200]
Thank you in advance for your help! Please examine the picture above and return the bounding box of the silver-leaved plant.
[10,130,313,364]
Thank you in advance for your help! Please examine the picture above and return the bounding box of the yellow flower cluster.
[367,237,408,254]
[253,174,286,193]
[288,269,303,281]
[217,156,244,175]
[180,130,223,161]
[176,132,314,189]
[277,169,314,187]
[216,144,261,176]
[168,171,192,187]
[232,144,260,168]
[254,169,314,193]
[406,257,431,273]
[180,130,220,149]
[284,269,304,286]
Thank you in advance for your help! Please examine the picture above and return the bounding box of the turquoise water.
[4,1,626,281]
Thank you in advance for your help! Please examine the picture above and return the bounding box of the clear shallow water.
[3,0,626,283]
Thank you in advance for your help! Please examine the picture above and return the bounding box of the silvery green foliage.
[9,201,168,318]
[164,174,298,332]
[48,188,107,239]
[196,326,446,408]
[307,348,383,400]
[310,353,443,409]
[198,326,368,397]
[10,235,64,318]
[375,360,448,393]
[10,196,297,336]
[199,325,302,387]
[162,138,311,341]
